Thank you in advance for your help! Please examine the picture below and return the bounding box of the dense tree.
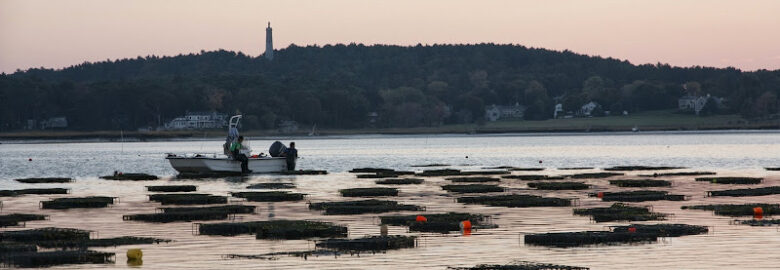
[523,81,551,120]
[0,44,778,131]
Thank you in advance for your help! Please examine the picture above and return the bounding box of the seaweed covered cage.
[1,250,115,268]
[574,203,667,222]
[416,169,462,177]
[458,194,571,208]
[124,211,230,223]
[523,231,657,247]
[197,220,347,239]
[442,184,504,193]
[527,181,589,190]
[164,205,254,213]
[148,193,227,205]
[681,203,779,216]
[591,190,686,202]
[733,219,780,226]
[640,171,716,177]
[246,183,296,189]
[565,172,624,179]
[41,196,117,209]
[502,175,564,181]
[450,260,590,270]
[375,178,424,185]
[411,164,451,168]
[610,224,709,237]
[308,199,423,215]
[100,173,158,181]
[380,212,494,233]
[281,170,328,175]
[0,227,91,242]
[695,177,763,185]
[609,179,672,187]
[315,235,416,251]
[339,187,399,197]
[15,177,72,184]
[231,191,305,202]
[0,188,69,197]
[147,185,197,192]
[34,236,170,249]
[349,168,396,173]
[445,177,500,183]
[356,171,414,179]
[0,213,48,227]
[706,186,780,197]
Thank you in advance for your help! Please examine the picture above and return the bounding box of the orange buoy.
[754,207,764,219]
[462,228,472,236]
[415,215,427,222]
[597,192,604,198]
[460,220,472,230]
[28,158,32,161]
[628,227,637,233]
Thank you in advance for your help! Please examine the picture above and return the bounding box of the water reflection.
[0,132,778,269]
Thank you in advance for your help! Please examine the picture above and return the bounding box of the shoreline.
[2,110,778,143]
[2,126,779,144]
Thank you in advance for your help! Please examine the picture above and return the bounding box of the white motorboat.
[166,153,286,174]
[166,115,288,174]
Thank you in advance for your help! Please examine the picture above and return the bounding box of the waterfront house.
[40,116,68,129]
[553,103,564,118]
[164,111,228,130]
[485,103,527,121]
[578,101,601,116]
[678,94,724,115]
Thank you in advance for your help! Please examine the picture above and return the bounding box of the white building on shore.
[164,112,228,130]
[578,101,601,116]
[678,94,724,115]
[485,103,527,121]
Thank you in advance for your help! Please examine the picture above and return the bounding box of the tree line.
[1,43,778,131]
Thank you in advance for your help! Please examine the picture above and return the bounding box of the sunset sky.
[1,0,779,73]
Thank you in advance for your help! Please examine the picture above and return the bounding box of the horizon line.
[7,42,775,75]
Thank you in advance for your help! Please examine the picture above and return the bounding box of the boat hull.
[166,156,287,173]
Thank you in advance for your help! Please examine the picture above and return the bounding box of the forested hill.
[1,43,778,131]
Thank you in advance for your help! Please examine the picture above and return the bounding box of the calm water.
[1,131,779,269]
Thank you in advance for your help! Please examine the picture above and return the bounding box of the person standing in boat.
[224,126,239,157]
[230,136,251,174]
[283,142,298,171]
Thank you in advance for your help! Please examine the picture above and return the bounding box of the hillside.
[1,43,778,131]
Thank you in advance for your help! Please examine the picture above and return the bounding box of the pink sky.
[1,0,779,73]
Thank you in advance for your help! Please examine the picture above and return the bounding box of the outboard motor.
[269,141,287,157]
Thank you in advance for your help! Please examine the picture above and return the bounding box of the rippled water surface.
[1,131,779,269]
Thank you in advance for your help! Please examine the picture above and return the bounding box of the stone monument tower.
[264,22,273,60]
